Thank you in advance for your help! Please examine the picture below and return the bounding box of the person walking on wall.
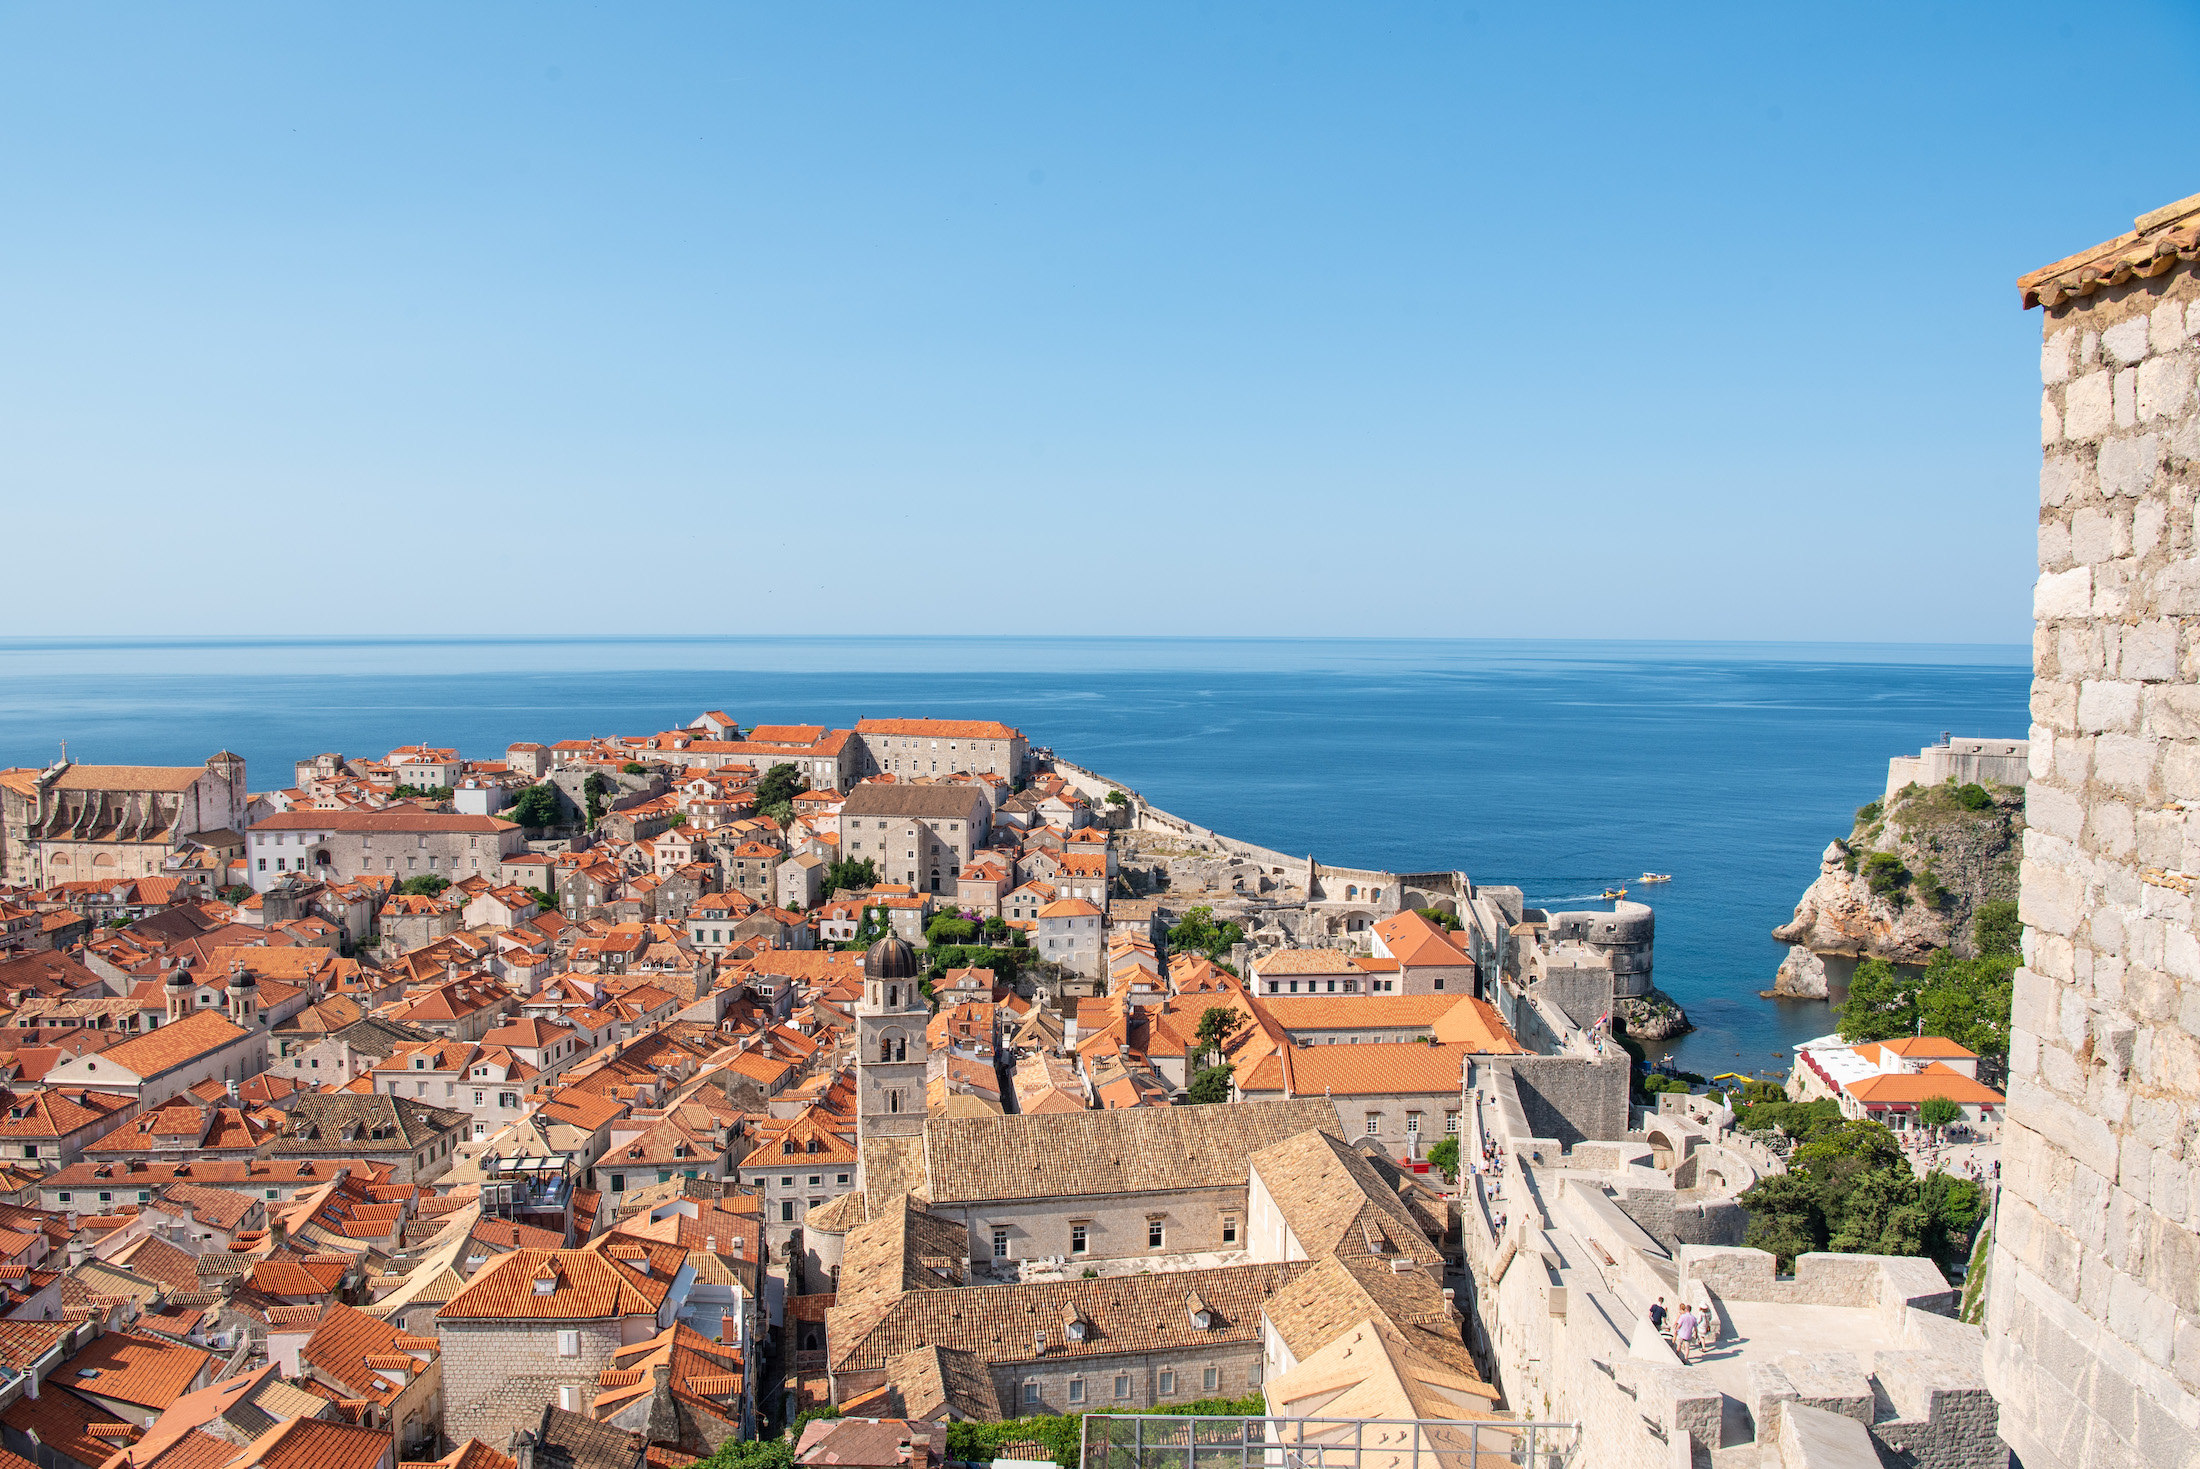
[1674,1305,1699,1363]
[1649,1298,1667,1337]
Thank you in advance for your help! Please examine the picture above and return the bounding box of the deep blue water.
[0,636,2031,1078]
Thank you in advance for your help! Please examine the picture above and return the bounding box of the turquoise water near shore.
[0,636,2031,1079]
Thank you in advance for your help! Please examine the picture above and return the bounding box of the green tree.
[523,886,557,910]
[509,784,561,829]
[756,763,808,825]
[1739,1172,1825,1268]
[1972,899,2021,958]
[395,875,450,897]
[583,772,612,826]
[1186,1065,1233,1104]
[1918,1095,1962,1133]
[621,761,648,776]
[1838,958,1918,1044]
[1193,1006,1238,1065]
[784,1404,841,1443]
[925,914,979,947]
[1168,905,1245,961]
[697,1440,792,1469]
[1953,782,1993,811]
[1425,1136,1460,1181]
[1105,789,1128,807]
[1413,906,1463,932]
[822,857,878,894]
[1854,799,1884,826]
[981,914,1010,943]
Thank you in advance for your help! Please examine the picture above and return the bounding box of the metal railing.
[1076,1416,1579,1469]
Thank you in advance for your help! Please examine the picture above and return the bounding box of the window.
[781,1176,795,1186]
[1148,1221,1164,1249]
[781,1200,795,1222]
[1114,1374,1131,1400]
[1366,1115,1380,1135]
[1067,1379,1084,1404]
[258,858,267,872]
[993,1227,1010,1259]
[1445,1112,1459,1134]
[1071,1225,1088,1254]
[1249,1362,1263,1385]
[1158,1371,1176,1396]
[837,1173,850,1184]
[1023,1383,1040,1406]
[610,1174,626,1192]
[55,1192,70,1203]
[1407,1113,1421,1135]
[1221,1217,1238,1244]
[1203,1368,1218,1392]
[557,1331,580,1358]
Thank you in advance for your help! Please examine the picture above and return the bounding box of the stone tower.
[226,961,258,1027]
[163,968,192,1024]
[1990,191,2200,1469]
[855,935,926,1174]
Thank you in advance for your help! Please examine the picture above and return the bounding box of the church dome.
[864,936,918,982]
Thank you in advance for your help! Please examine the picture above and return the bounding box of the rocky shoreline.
[1764,779,2024,999]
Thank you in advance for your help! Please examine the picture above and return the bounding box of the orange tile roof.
[437,1240,684,1321]
[218,1416,392,1469]
[57,1330,212,1409]
[1845,1062,2005,1107]
[1251,949,1364,977]
[86,1010,251,1081]
[1373,912,1474,969]
[856,718,1021,740]
[1037,899,1101,919]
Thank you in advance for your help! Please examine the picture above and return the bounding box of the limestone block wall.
[1990,224,2200,1469]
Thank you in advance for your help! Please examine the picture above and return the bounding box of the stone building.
[838,785,991,896]
[436,1237,691,1449]
[0,754,248,885]
[854,719,1028,782]
[816,1098,1341,1284]
[246,810,529,892]
[1984,190,2200,1469]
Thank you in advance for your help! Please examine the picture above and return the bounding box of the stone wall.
[1988,200,2200,1469]
[441,1316,632,1448]
[1500,1051,1632,1145]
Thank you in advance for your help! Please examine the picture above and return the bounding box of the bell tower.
[855,936,928,1177]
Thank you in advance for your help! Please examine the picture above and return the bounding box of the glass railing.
[1076,1415,1578,1469]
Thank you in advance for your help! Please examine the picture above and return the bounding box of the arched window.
[1370,887,1382,901]
[887,985,899,1008]
[1345,884,1358,899]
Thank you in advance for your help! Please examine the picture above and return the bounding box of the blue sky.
[3,4,2195,642]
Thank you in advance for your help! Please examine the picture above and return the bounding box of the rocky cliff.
[1766,779,2024,998]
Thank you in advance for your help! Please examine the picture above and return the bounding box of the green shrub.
[1973,900,2020,959]
[1953,782,1992,811]
[944,1395,1270,1468]
[1862,851,1910,901]
[622,761,648,776]
[1854,800,1884,825]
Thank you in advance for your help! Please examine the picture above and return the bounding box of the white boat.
[1638,872,1672,883]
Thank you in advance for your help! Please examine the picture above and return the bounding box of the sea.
[0,636,2032,1080]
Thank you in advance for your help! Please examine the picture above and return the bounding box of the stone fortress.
[1885,736,2031,804]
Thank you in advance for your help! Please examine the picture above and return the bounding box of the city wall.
[1989,196,2200,1469]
